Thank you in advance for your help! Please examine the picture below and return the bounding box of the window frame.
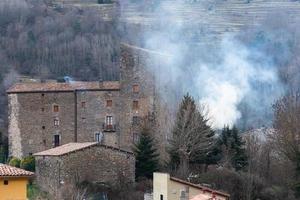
[133,132,140,143]
[53,105,59,112]
[160,195,164,200]
[106,100,113,107]
[133,100,139,110]
[95,132,103,142]
[54,134,60,147]
[132,116,139,125]
[106,116,113,125]
[54,118,60,126]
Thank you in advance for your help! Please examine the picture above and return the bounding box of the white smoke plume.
[196,36,282,128]
[121,1,287,129]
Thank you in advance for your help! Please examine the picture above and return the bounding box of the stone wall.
[8,94,22,158]
[8,89,124,157]
[10,92,76,157]
[76,90,121,147]
[35,144,135,199]
[120,43,170,162]
[35,156,61,197]
[119,43,156,151]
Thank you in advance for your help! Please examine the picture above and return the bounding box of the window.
[42,126,45,130]
[54,135,60,147]
[41,108,45,112]
[4,180,8,185]
[132,84,140,93]
[133,133,140,143]
[106,116,113,125]
[81,102,86,108]
[132,116,139,125]
[106,116,113,129]
[54,118,59,126]
[95,132,103,142]
[106,100,112,107]
[53,105,59,112]
[41,93,45,97]
[133,101,139,110]
[160,195,163,200]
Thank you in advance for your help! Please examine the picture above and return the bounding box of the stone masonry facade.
[34,143,135,199]
[7,43,157,158]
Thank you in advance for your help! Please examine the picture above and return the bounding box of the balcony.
[102,123,116,132]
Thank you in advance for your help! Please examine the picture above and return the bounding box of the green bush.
[21,156,35,172]
[27,183,49,200]
[9,157,21,168]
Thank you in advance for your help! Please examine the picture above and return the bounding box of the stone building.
[34,142,135,198]
[7,44,156,158]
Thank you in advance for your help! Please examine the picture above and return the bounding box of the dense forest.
[0,0,121,131]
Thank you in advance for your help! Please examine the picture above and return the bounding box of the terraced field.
[55,0,300,44]
[121,0,300,42]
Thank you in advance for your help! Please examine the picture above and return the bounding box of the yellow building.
[0,163,34,200]
[153,173,230,200]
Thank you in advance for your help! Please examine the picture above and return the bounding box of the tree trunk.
[178,154,189,179]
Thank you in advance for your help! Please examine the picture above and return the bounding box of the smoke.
[123,0,290,129]
[195,36,283,128]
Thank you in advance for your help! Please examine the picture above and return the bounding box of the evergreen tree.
[0,132,8,163]
[169,94,215,178]
[133,127,159,179]
[219,126,248,171]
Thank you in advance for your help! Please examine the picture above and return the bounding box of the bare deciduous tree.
[272,92,300,163]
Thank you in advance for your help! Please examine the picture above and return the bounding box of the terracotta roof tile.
[34,142,134,157]
[7,81,120,93]
[170,177,230,198]
[0,164,34,177]
[34,142,98,156]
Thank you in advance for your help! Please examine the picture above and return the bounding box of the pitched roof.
[34,142,134,157]
[170,177,230,198]
[0,164,34,177]
[34,142,98,156]
[7,81,120,93]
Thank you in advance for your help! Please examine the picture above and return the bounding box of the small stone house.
[34,142,135,198]
[0,164,34,200]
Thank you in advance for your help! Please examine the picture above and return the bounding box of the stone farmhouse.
[34,142,135,199]
[7,44,156,158]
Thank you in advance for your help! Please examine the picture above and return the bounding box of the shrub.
[9,157,21,168]
[20,156,35,172]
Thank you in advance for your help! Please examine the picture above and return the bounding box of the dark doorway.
[54,135,60,147]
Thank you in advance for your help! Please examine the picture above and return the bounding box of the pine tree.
[219,126,248,171]
[133,127,159,179]
[169,94,215,178]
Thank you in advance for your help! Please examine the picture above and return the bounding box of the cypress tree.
[133,127,159,179]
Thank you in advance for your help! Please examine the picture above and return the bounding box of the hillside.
[121,0,300,42]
